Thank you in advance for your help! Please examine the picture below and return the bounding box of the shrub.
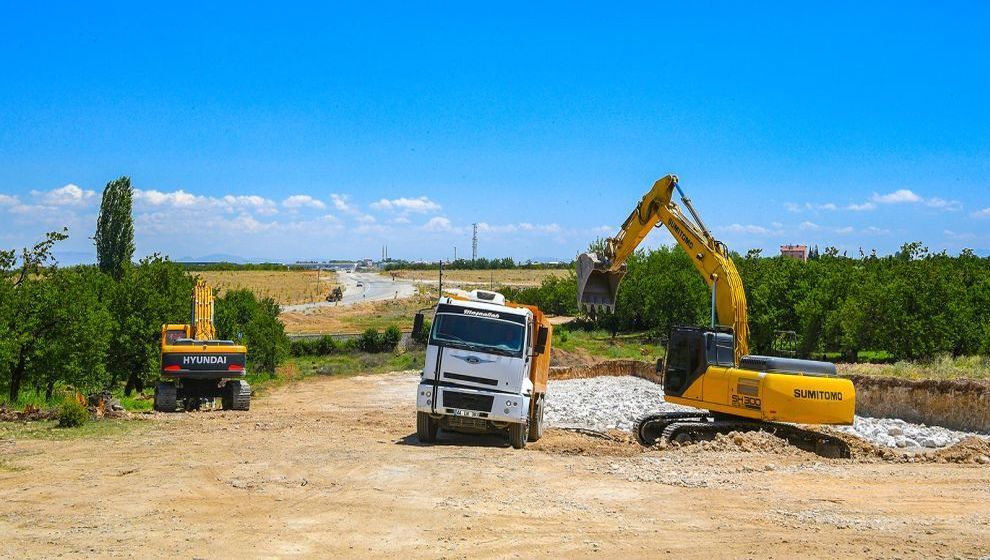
[56,397,89,428]
[381,325,402,351]
[358,328,382,353]
[316,335,338,355]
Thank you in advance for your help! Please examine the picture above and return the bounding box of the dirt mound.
[550,359,659,383]
[672,431,808,456]
[829,430,990,464]
[549,347,597,368]
[0,405,54,422]
[529,428,641,457]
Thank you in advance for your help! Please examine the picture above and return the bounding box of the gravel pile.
[545,376,693,432]
[546,376,985,450]
[832,417,973,449]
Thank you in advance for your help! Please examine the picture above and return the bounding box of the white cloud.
[282,195,326,210]
[925,197,962,211]
[799,221,820,231]
[863,226,891,236]
[32,184,97,207]
[724,224,770,235]
[330,194,355,213]
[835,226,854,235]
[223,195,278,215]
[847,202,877,211]
[0,194,19,206]
[370,196,440,213]
[871,189,921,204]
[785,202,838,213]
[422,216,453,232]
[135,189,202,207]
[972,207,990,219]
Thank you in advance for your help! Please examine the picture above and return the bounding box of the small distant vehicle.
[356,282,364,287]
[326,286,343,302]
[414,290,552,449]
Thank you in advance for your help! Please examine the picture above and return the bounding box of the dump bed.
[506,302,553,394]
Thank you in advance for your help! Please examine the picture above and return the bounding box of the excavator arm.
[192,279,217,340]
[576,174,750,361]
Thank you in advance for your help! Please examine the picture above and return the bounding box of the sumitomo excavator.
[577,174,855,457]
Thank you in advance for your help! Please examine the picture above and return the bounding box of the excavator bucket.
[576,253,626,315]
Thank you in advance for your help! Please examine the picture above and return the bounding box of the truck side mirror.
[535,326,549,355]
[413,312,425,338]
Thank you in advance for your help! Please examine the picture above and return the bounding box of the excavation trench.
[546,360,990,455]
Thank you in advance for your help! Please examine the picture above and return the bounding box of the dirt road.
[2,372,989,559]
[281,272,417,313]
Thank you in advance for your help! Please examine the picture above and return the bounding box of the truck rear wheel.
[417,412,439,443]
[225,380,251,411]
[509,422,528,449]
[153,381,177,412]
[527,396,545,442]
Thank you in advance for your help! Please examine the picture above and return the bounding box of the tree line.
[0,177,289,403]
[501,243,990,362]
[384,257,569,271]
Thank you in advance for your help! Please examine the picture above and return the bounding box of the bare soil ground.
[280,292,436,334]
[392,268,570,287]
[196,270,338,306]
[2,372,989,559]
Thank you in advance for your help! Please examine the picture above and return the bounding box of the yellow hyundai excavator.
[155,280,250,412]
[577,174,855,457]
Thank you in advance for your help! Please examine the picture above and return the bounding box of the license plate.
[453,409,477,417]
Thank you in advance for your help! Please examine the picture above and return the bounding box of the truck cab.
[415,290,551,449]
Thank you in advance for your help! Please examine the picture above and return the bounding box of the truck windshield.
[431,313,525,357]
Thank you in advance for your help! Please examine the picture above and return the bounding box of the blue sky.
[1,2,988,263]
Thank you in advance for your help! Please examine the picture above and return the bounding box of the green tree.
[94,176,135,280]
[215,289,289,376]
[107,255,196,395]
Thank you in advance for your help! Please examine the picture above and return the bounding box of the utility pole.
[472,223,478,262]
[454,246,457,261]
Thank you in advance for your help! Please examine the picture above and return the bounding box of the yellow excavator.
[155,280,250,412]
[577,174,855,457]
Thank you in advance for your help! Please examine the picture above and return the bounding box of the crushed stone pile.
[832,416,973,449]
[545,376,692,432]
[546,376,987,451]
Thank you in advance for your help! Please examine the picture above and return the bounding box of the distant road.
[280,272,416,313]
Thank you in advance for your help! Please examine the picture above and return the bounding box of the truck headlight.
[506,400,512,407]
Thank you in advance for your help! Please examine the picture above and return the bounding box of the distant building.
[780,244,809,261]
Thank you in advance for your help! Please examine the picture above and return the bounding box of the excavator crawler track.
[633,411,710,446]
[635,411,852,459]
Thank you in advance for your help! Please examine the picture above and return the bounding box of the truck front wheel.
[527,396,545,443]
[508,422,528,449]
[416,412,439,443]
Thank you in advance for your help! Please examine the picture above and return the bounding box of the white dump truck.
[415,290,552,449]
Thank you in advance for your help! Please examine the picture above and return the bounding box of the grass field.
[554,328,665,361]
[838,355,990,381]
[280,290,436,334]
[196,270,338,305]
[390,268,570,287]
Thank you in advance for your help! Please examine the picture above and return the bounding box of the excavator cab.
[576,253,625,314]
[662,327,735,397]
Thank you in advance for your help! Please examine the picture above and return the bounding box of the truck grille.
[444,372,498,387]
[443,391,493,413]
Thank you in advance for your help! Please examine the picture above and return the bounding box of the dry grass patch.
[390,268,569,287]
[196,270,338,305]
[280,292,436,334]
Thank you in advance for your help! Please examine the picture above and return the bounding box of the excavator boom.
[576,174,750,361]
